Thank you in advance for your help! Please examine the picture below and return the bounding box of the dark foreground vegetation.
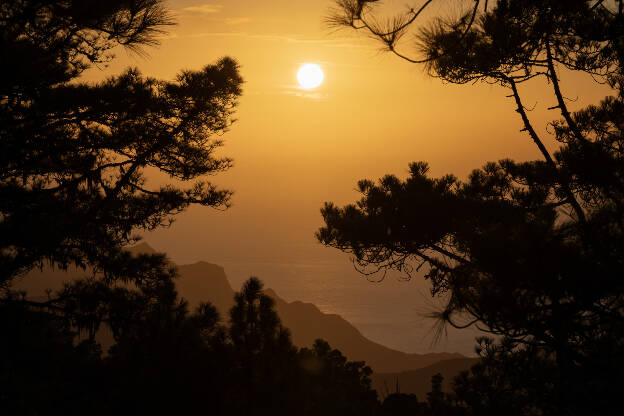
[1,0,623,415]
[2,276,382,415]
[320,0,624,414]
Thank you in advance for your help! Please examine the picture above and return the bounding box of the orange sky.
[83,0,613,353]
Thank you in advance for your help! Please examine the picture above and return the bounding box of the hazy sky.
[83,0,612,353]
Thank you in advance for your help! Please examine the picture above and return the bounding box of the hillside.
[16,243,467,374]
[371,357,478,400]
[263,288,464,373]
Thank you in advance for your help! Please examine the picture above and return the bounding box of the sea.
[215,258,480,357]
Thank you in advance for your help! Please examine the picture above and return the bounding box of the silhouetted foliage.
[225,278,378,415]
[381,392,424,416]
[298,339,378,416]
[104,279,227,415]
[1,2,382,414]
[0,1,246,413]
[0,0,242,288]
[0,3,244,407]
[451,338,559,416]
[322,1,624,414]
[1,275,380,414]
[227,277,299,416]
[0,302,104,415]
[379,374,463,416]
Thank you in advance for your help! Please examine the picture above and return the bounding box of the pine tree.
[0,0,243,290]
[321,1,624,413]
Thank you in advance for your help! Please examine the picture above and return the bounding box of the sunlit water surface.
[217,259,480,356]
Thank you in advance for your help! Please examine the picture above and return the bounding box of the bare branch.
[328,0,482,65]
[545,38,590,146]
[505,76,586,223]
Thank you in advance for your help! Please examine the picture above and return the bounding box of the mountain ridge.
[262,287,464,373]
[17,242,468,374]
[128,243,466,373]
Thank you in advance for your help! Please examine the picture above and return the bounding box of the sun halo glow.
[297,63,324,89]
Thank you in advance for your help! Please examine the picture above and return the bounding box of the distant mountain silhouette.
[262,288,464,373]
[371,357,478,399]
[125,242,158,255]
[17,242,467,374]
[175,261,235,318]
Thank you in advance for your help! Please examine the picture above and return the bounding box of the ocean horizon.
[170,254,480,357]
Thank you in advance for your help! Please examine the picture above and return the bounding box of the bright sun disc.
[297,63,324,89]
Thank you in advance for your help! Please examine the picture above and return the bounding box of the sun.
[297,63,324,89]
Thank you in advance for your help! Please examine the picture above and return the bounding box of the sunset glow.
[7,1,622,412]
[71,1,611,359]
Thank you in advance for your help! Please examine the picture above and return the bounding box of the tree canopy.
[2,275,380,415]
[0,0,243,288]
[0,2,245,410]
[320,0,624,413]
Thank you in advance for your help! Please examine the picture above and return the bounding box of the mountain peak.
[126,242,157,256]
